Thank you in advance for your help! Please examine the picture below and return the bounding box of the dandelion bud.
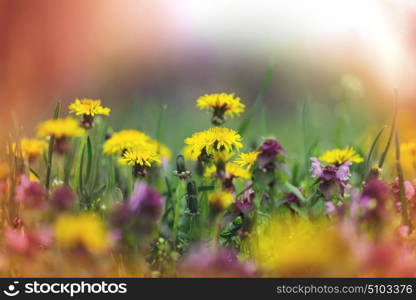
[174,155,191,179]
[367,167,382,181]
[186,180,198,214]
[176,155,186,172]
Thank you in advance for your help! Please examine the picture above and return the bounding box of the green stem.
[45,102,61,192]
[172,179,185,246]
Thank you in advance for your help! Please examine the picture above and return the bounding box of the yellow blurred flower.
[148,139,172,161]
[196,93,245,124]
[183,145,195,161]
[0,162,9,181]
[319,147,363,165]
[235,152,259,169]
[212,151,234,163]
[12,138,48,160]
[69,98,110,117]
[103,129,150,155]
[400,141,416,177]
[29,170,40,182]
[184,127,243,160]
[208,190,235,211]
[204,162,251,179]
[246,216,353,276]
[37,117,85,139]
[54,213,108,254]
[118,147,161,167]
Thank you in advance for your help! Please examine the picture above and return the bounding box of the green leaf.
[283,182,306,202]
[364,125,386,178]
[197,185,215,192]
[85,136,93,183]
[78,143,85,197]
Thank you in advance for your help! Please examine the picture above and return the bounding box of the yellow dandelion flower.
[319,147,363,165]
[212,150,234,163]
[204,165,217,178]
[12,138,48,160]
[204,162,251,179]
[103,130,150,155]
[208,190,235,211]
[54,213,108,254]
[225,162,251,179]
[196,93,245,125]
[37,117,85,139]
[118,147,161,167]
[69,98,110,117]
[182,145,194,161]
[246,216,353,276]
[235,151,260,169]
[184,127,243,160]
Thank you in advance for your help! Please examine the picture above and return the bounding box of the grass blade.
[378,94,398,169]
[45,102,61,191]
[78,144,86,199]
[85,136,93,184]
[364,126,386,179]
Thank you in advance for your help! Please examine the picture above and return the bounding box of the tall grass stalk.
[378,94,398,169]
[45,102,61,192]
[172,179,185,246]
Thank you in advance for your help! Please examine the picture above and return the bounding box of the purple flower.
[179,244,257,277]
[310,157,322,178]
[15,174,46,209]
[235,182,255,215]
[111,182,164,226]
[350,180,389,222]
[325,201,345,216]
[363,179,390,201]
[391,178,415,201]
[110,202,133,227]
[257,139,286,172]
[309,158,352,200]
[259,139,285,158]
[129,182,164,220]
[50,186,74,211]
[336,162,352,181]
